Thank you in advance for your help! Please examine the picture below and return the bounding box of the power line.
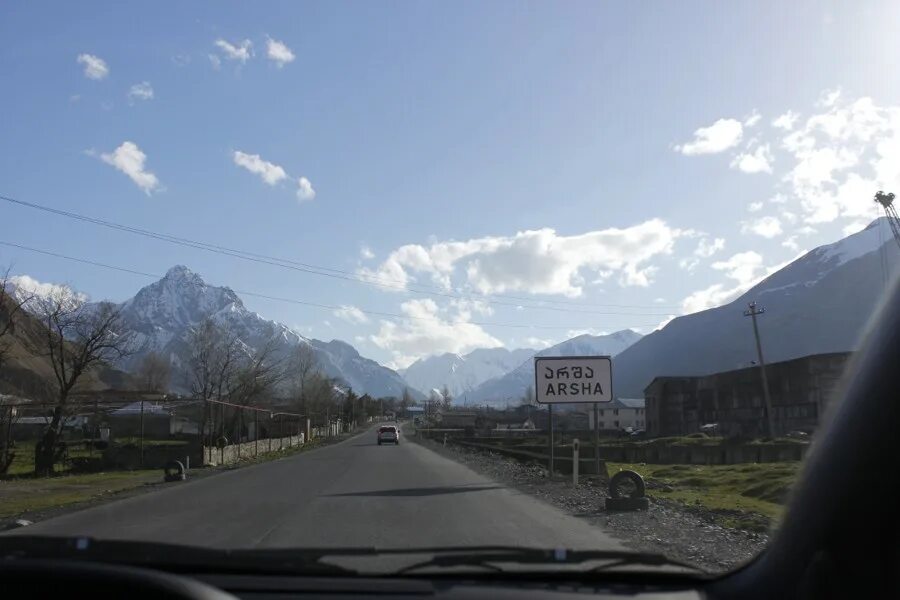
[0,240,666,332]
[0,193,681,313]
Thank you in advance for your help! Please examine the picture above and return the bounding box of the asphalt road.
[6,425,622,554]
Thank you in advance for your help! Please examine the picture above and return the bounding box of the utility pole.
[744,301,775,438]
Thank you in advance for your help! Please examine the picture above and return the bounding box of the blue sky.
[2,1,900,368]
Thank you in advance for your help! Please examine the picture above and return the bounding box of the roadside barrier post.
[572,438,580,486]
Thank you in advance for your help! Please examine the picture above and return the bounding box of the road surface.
[6,425,622,554]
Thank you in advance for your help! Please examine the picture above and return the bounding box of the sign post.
[535,356,613,480]
[548,405,554,478]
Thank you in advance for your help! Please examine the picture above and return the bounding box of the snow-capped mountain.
[97,265,413,398]
[402,347,537,399]
[466,330,643,405]
[611,217,900,397]
[3,275,87,314]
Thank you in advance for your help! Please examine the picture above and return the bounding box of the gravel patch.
[412,434,770,573]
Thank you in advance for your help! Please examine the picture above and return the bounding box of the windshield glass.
[1,1,898,576]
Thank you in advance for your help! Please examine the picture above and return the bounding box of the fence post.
[572,438,580,486]
[139,398,145,468]
[254,410,259,457]
[238,406,242,460]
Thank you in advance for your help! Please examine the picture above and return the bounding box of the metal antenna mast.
[874,191,900,250]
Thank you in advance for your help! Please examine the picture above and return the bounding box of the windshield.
[1,1,898,577]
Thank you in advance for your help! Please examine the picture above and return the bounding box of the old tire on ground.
[605,496,649,511]
[608,469,646,499]
[163,460,186,482]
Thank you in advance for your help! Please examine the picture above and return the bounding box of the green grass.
[608,461,802,532]
[3,438,188,477]
[0,470,162,518]
[3,440,104,477]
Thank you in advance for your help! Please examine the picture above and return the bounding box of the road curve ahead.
[6,425,622,552]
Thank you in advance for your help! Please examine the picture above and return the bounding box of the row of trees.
[0,270,429,474]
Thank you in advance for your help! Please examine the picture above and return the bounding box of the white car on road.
[377,425,400,445]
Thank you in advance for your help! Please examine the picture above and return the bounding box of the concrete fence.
[451,438,808,467]
[203,434,305,466]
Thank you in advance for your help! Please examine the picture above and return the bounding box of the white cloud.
[731,144,773,174]
[360,219,685,297]
[266,36,295,67]
[741,215,783,238]
[782,236,800,252]
[370,299,503,369]
[780,210,799,224]
[77,53,109,80]
[842,220,870,236]
[655,315,677,331]
[680,251,766,314]
[769,193,789,204]
[678,257,699,272]
[99,141,160,194]
[817,88,842,108]
[744,111,762,127]
[127,81,154,103]
[524,336,554,349]
[781,95,898,224]
[748,201,764,212]
[712,251,766,285]
[232,151,287,185]
[676,118,743,155]
[772,111,800,131]
[360,245,375,260]
[171,54,191,67]
[796,225,818,236]
[694,237,725,258]
[214,39,253,63]
[208,54,222,70]
[654,297,667,304]
[334,305,369,324]
[296,176,316,202]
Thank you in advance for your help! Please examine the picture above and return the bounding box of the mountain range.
[606,217,900,397]
[400,347,538,399]
[105,266,417,398]
[4,218,897,404]
[463,330,643,405]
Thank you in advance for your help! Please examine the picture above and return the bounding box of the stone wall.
[202,434,304,466]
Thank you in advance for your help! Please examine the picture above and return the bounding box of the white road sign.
[534,356,612,404]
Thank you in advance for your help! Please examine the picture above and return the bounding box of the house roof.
[615,398,645,409]
[110,402,170,416]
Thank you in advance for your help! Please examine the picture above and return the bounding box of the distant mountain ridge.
[465,330,643,405]
[610,217,900,396]
[402,347,537,399]
[96,266,416,398]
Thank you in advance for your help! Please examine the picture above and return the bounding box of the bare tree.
[305,372,338,427]
[400,387,413,409]
[0,267,32,373]
[35,291,130,475]
[287,343,317,414]
[230,338,285,407]
[187,319,242,444]
[440,384,453,411]
[520,385,536,407]
[137,351,171,393]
